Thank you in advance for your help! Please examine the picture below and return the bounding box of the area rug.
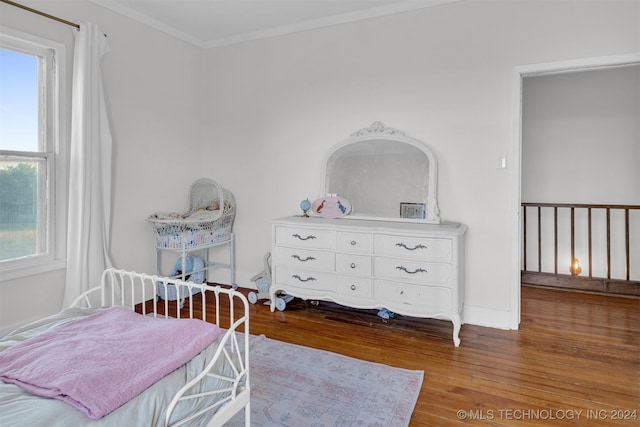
[226,334,423,427]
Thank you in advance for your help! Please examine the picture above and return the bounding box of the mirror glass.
[321,122,440,223]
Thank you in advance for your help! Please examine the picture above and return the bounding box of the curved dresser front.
[270,215,467,347]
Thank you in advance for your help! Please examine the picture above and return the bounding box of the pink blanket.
[0,307,221,419]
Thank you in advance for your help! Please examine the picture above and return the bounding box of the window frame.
[0,27,67,281]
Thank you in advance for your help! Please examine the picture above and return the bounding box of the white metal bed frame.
[70,268,250,427]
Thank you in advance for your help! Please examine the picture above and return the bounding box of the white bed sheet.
[0,308,234,427]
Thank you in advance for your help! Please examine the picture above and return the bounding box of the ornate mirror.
[321,122,441,223]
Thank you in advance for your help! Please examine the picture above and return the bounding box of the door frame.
[509,52,640,329]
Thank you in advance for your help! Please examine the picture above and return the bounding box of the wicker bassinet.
[147,178,235,250]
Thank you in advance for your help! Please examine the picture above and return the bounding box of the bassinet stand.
[154,233,236,296]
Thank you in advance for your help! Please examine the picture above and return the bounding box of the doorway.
[509,53,640,329]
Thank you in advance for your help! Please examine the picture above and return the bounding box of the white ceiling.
[88,0,457,48]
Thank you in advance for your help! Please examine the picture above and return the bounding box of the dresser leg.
[268,289,277,312]
[452,314,461,347]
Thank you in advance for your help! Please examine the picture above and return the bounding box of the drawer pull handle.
[396,242,427,251]
[350,240,357,245]
[292,233,317,241]
[291,254,316,262]
[292,274,316,282]
[396,266,427,274]
[350,263,356,269]
[350,284,356,291]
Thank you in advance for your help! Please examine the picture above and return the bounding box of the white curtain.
[63,22,114,307]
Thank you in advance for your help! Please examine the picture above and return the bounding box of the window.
[0,28,66,279]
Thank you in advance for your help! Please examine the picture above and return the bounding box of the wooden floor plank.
[155,285,640,426]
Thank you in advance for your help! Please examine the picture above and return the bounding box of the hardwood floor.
[159,285,639,426]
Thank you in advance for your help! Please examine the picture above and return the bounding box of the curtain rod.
[1,0,80,29]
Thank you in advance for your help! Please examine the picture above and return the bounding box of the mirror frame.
[320,122,441,224]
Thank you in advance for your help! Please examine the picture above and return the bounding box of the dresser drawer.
[274,247,335,270]
[336,232,373,253]
[272,215,466,347]
[336,276,373,298]
[374,280,452,310]
[275,267,336,292]
[275,226,335,249]
[374,257,452,285]
[335,253,371,276]
[374,235,452,261]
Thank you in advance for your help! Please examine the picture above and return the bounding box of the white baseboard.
[209,270,519,331]
[207,268,257,290]
[462,304,517,330]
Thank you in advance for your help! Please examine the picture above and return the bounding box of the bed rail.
[70,268,251,427]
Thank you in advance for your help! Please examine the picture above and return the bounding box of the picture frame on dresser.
[270,122,467,347]
[400,202,426,219]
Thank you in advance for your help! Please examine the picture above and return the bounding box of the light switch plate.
[496,155,507,169]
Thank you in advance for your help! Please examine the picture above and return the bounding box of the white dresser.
[270,215,467,346]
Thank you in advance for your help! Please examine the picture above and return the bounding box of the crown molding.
[89,0,207,48]
[89,0,460,49]
[203,0,460,48]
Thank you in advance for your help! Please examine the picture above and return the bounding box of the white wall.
[202,0,640,328]
[0,0,206,334]
[1,0,638,334]
[522,65,640,204]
